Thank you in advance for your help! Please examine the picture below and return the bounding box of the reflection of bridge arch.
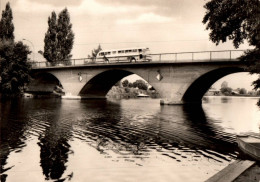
[27,72,62,94]
[182,67,244,103]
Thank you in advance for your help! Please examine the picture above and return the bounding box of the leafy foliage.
[44,12,58,65]
[121,79,148,90]
[88,44,102,62]
[122,79,129,87]
[0,2,14,42]
[56,8,74,64]
[89,44,102,58]
[0,41,31,95]
[132,80,148,90]
[203,0,260,93]
[203,0,260,48]
[220,87,232,95]
[238,88,247,95]
[44,8,74,65]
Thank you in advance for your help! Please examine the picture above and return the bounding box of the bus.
[96,47,152,63]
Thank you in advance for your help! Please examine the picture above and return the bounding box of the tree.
[221,81,228,89]
[56,8,74,65]
[0,2,14,42]
[122,79,129,87]
[239,88,247,95]
[88,44,102,60]
[203,0,260,91]
[44,11,58,65]
[128,82,133,88]
[220,87,232,95]
[0,3,31,96]
[114,80,121,87]
[203,0,260,49]
[0,41,31,95]
[133,80,148,90]
[43,8,74,65]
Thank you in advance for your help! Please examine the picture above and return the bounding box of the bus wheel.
[130,58,136,62]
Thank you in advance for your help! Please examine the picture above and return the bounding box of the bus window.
[96,47,151,62]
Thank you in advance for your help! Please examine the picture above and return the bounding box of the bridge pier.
[145,67,202,105]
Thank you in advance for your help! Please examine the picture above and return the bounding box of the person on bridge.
[103,55,109,63]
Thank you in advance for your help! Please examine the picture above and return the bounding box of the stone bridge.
[27,50,248,104]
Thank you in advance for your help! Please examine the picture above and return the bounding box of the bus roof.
[98,47,149,53]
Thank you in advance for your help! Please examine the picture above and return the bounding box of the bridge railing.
[150,50,245,62]
[29,50,246,68]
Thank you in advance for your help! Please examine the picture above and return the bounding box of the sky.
[0,0,258,90]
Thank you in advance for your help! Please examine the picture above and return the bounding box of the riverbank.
[106,86,159,99]
[205,93,260,97]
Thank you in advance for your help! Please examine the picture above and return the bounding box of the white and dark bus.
[96,47,152,63]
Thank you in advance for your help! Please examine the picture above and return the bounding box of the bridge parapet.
[29,56,247,104]
[29,50,246,69]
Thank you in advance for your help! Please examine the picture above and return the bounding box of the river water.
[0,96,260,182]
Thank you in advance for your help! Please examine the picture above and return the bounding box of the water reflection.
[0,97,259,182]
[182,104,237,155]
[73,100,237,165]
[73,100,146,155]
[0,99,29,182]
[30,99,74,181]
[221,97,229,103]
[38,136,73,181]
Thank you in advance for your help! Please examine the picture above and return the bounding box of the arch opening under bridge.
[79,69,154,98]
[182,67,245,103]
[27,72,63,95]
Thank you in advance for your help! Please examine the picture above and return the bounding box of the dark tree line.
[122,79,148,90]
[0,2,31,96]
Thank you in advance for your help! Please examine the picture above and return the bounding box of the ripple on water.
[1,97,259,182]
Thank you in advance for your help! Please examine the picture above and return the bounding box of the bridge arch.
[182,67,245,103]
[27,72,62,94]
[79,69,134,98]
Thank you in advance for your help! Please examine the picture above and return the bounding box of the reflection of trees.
[0,98,74,182]
[38,136,72,180]
[37,100,73,181]
[0,99,28,182]
[221,97,229,103]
